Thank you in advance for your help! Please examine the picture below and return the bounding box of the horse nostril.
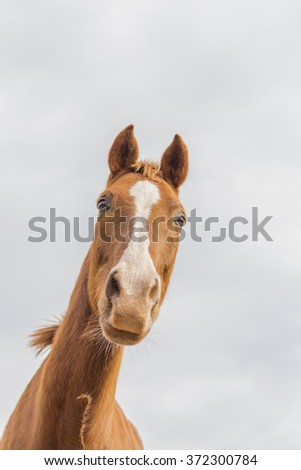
[149,277,160,302]
[112,276,120,292]
[106,272,121,299]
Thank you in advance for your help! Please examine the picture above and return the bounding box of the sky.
[1,0,301,449]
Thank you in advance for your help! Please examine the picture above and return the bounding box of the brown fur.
[1,125,188,450]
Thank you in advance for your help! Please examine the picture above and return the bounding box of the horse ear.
[160,134,188,189]
[108,125,139,177]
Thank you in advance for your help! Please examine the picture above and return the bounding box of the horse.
[0,125,188,449]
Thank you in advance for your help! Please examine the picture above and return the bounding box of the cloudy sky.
[1,0,301,449]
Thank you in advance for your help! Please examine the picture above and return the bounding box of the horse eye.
[175,214,186,227]
[97,196,111,212]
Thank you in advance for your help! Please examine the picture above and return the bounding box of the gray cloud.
[1,0,301,449]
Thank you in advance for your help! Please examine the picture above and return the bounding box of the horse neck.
[37,252,123,449]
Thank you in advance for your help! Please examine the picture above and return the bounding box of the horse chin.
[97,297,151,346]
[101,321,149,346]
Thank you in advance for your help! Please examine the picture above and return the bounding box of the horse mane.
[130,161,162,180]
[30,322,60,355]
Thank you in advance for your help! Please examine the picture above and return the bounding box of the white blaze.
[112,180,160,295]
[129,180,160,222]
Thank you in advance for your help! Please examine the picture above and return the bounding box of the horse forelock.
[130,161,162,180]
